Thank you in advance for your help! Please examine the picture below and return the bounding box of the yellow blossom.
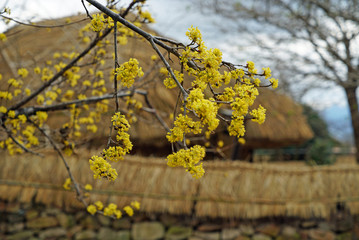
[89,155,118,181]
[91,14,105,32]
[262,67,271,79]
[186,25,202,44]
[167,114,202,143]
[123,206,134,216]
[53,52,61,59]
[18,68,29,78]
[269,78,279,89]
[151,55,158,61]
[83,36,90,43]
[37,95,45,104]
[87,205,97,215]
[0,33,7,42]
[247,61,257,74]
[115,58,144,88]
[95,201,104,210]
[103,203,117,216]
[167,145,206,179]
[0,91,12,100]
[63,178,72,190]
[250,105,266,124]
[0,106,7,113]
[118,36,127,45]
[7,110,15,118]
[114,210,122,219]
[131,201,140,210]
[24,88,31,96]
[163,70,183,89]
[18,114,26,124]
[140,10,155,23]
[85,184,93,191]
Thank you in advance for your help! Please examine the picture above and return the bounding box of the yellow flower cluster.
[186,88,219,132]
[63,178,72,190]
[91,14,105,32]
[247,61,257,74]
[0,91,13,100]
[167,114,202,143]
[87,201,104,215]
[160,26,278,178]
[104,203,122,218]
[167,145,205,179]
[89,113,132,180]
[139,10,155,23]
[262,67,271,79]
[186,25,202,44]
[89,155,118,181]
[84,184,93,191]
[17,68,29,78]
[115,58,144,88]
[269,78,279,89]
[0,33,7,42]
[250,105,266,124]
[87,200,140,218]
[33,111,48,127]
[163,70,183,89]
[0,109,41,154]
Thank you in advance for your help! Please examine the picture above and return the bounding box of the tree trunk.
[344,86,359,163]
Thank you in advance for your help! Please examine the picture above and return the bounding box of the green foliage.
[302,104,331,139]
[302,104,338,165]
[307,138,336,166]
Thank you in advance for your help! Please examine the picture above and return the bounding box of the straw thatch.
[244,89,314,148]
[1,151,359,219]
[0,14,313,155]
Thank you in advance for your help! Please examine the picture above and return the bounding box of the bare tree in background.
[199,0,359,162]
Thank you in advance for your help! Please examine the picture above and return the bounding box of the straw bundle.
[197,161,359,218]
[1,151,359,219]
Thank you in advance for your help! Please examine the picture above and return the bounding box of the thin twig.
[14,90,133,118]
[140,92,171,133]
[0,14,88,28]
[28,119,87,206]
[81,0,92,19]
[148,37,188,99]
[113,20,120,112]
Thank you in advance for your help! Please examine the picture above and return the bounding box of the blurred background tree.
[197,0,359,162]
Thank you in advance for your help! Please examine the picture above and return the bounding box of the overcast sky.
[0,0,352,110]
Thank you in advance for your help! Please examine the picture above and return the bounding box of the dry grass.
[1,150,359,219]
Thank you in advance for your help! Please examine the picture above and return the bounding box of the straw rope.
[0,151,358,219]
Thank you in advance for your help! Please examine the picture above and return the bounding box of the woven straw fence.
[1,151,359,219]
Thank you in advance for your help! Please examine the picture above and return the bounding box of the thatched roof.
[244,88,314,148]
[0,14,313,152]
[1,151,359,219]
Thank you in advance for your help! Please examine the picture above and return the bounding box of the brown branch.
[0,14,88,28]
[28,119,87,206]
[138,90,171,133]
[14,90,133,118]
